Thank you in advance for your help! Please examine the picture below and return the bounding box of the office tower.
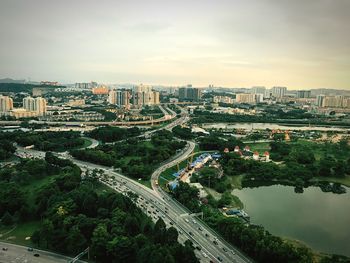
[296,90,311,98]
[236,93,256,104]
[0,95,13,112]
[271,86,287,98]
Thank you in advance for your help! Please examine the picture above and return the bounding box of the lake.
[232,185,350,256]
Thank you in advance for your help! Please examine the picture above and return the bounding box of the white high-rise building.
[132,85,160,106]
[108,90,117,104]
[23,97,36,111]
[271,86,287,98]
[35,97,47,116]
[0,95,13,112]
[23,96,47,115]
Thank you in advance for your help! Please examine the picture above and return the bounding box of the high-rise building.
[271,86,287,98]
[23,97,36,111]
[0,95,13,112]
[35,97,47,116]
[316,95,325,107]
[296,90,311,98]
[116,90,130,107]
[131,85,160,106]
[108,90,117,104]
[23,96,47,115]
[178,86,202,101]
[235,93,256,104]
[251,86,266,94]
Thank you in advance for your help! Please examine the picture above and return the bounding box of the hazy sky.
[1,0,349,89]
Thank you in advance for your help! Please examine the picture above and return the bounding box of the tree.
[65,225,87,254]
[91,224,110,261]
[1,211,14,225]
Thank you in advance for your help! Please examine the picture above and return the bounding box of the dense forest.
[71,130,186,179]
[0,154,198,262]
[0,131,85,152]
[0,83,62,93]
[190,109,349,126]
[88,126,141,142]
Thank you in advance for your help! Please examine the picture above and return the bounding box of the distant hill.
[0,83,65,93]
[0,78,26,84]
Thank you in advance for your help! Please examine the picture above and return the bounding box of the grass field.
[248,142,271,153]
[0,221,41,247]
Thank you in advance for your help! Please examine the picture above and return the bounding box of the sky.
[0,0,349,89]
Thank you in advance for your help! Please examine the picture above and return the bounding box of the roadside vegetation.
[71,130,186,180]
[0,153,198,262]
[88,126,141,143]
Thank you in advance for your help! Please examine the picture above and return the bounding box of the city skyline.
[1,0,349,90]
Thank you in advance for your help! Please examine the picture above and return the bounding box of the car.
[231,251,236,255]
[192,219,196,224]
[189,231,194,236]
[27,247,33,252]
[185,219,189,223]
[34,253,40,257]
[2,247,8,251]
[169,222,174,225]
[205,233,209,237]
[223,247,228,252]
[198,227,202,231]
[202,252,208,258]
[195,245,201,251]
[217,256,223,262]
[213,240,218,245]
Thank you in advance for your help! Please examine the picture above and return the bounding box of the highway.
[13,107,252,263]
[15,141,251,263]
[0,241,84,263]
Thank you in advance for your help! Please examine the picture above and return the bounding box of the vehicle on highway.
[2,247,8,251]
[213,240,218,245]
[195,245,201,251]
[198,227,202,231]
[34,253,40,257]
[217,256,223,262]
[223,247,228,252]
[202,252,208,258]
[27,247,33,251]
[205,233,209,238]
[185,219,189,223]
[189,231,194,236]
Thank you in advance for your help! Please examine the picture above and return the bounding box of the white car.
[202,252,208,258]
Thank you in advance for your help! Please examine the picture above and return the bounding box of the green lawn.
[22,175,59,207]
[248,142,271,153]
[0,221,41,246]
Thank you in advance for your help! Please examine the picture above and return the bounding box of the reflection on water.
[232,185,350,256]
[202,122,349,131]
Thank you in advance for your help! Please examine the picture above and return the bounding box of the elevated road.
[13,108,252,263]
